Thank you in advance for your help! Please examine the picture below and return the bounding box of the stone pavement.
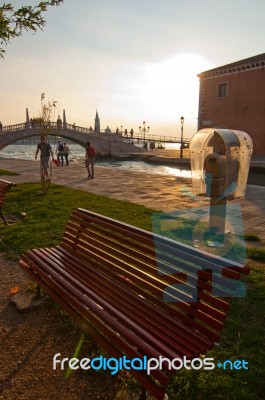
[1,156,265,247]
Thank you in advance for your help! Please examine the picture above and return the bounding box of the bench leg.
[139,387,168,400]
[34,284,42,299]
[139,387,147,400]
[0,208,7,224]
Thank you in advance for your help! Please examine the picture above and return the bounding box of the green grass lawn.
[0,168,19,176]
[167,263,265,399]
[1,182,264,399]
[0,182,155,258]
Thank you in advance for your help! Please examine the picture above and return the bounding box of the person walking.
[35,136,54,180]
[56,140,60,161]
[57,116,62,131]
[63,142,70,166]
[56,140,64,166]
[85,141,96,179]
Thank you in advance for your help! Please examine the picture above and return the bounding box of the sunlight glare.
[140,53,213,121]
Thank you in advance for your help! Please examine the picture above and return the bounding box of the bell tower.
[94,110,100,133]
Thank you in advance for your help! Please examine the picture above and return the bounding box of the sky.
[1,0,265,139]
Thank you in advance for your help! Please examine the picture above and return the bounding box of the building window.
[217,82,228,98]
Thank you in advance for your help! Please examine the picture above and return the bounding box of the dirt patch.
[0,255,141,400]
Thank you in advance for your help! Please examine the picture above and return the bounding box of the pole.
[180,116,184,158]
[139,121,150,151]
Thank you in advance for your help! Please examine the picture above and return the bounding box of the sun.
[101,53,213,136]
[140,53,213,122]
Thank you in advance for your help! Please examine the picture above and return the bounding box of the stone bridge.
[0,115,141,156]
[1,109,191,156]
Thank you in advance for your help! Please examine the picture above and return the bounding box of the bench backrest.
[61,208,248,345]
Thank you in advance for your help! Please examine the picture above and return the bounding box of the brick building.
[197,53,265,155]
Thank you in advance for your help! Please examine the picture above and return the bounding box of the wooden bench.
[19,208,249,400]
[0,179,16,224]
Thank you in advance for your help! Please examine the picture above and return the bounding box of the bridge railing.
[1,122,60,132]
[1,123,26,132]
[65,123,95,134]
[120,132,190,144]
[1,122,190,145]
[1,122,100,135]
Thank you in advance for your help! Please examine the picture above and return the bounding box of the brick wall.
[198,67,265,155]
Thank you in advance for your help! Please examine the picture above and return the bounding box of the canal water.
[0,144,191,178]
[0,144,264,184]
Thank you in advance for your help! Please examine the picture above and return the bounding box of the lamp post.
[139,121,150,150]
[180,116,184,158]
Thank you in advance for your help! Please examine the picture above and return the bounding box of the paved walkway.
[1,156,265,247]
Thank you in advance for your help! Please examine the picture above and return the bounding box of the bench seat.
[19,208,249,399]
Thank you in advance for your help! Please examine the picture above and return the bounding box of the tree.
[0,1,64,58]
[39,92,57,131]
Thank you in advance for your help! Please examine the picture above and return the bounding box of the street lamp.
[139,121,150,150]
[180,116,184,158]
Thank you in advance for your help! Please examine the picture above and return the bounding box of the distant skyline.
[1,0,265,138]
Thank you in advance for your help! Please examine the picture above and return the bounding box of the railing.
[2,123,26,132]
[1,122,190,144]
[65,123,97,134]
[1,122,97,135]
[121,132,190,143]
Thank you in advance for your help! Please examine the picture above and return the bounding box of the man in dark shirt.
[35,136,54,180]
